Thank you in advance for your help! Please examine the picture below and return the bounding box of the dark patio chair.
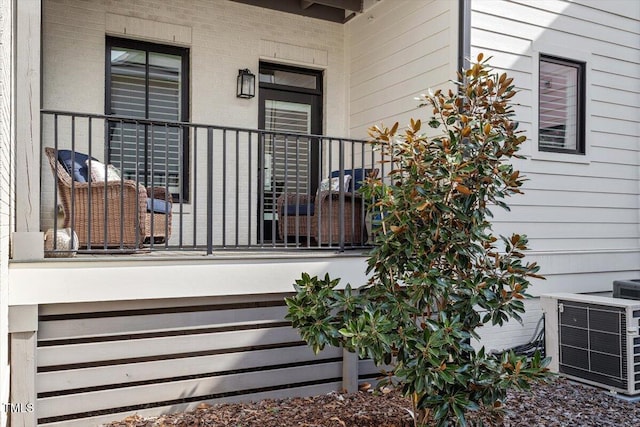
[276,168,377,245]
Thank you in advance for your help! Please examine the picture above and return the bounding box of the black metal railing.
[40,110,381,255]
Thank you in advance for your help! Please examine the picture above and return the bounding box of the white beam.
[9,256,371,306]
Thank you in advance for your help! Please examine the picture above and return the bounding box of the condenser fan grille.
[558,300,628,390]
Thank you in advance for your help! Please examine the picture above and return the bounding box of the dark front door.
[258,63,323,242]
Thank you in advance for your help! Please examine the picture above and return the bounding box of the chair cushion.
[147,198,172,214]
[283,203,315,216]
[87,159,121,182]
[57,150,96,183]
[330,169,373,192]
[319,175,351,192]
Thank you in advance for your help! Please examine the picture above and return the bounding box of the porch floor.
[34,246,372,262]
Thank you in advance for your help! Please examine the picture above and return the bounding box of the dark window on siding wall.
[539,54,585,154]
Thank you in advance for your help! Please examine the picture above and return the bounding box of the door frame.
[257,62,324,242]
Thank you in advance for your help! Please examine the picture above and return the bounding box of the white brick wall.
[472,298,545,353]
[43,0,345,130]
[0,0,12,424]
[41,0,347,243]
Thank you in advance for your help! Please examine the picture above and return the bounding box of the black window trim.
[105,36,191,202]
[538,53,586,155]
[258,62,323,96]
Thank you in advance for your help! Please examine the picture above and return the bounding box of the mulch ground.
[104,378,640,426]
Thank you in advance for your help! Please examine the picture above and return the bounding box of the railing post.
[338,139,345,252]
[222,130,227,248]
[258,131,265,247]
[206,127,214,255]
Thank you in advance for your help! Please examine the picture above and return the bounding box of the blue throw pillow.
[57,150,94,183]
[283,203,315,216]
[147,198,171,214]
[330,168,373,192]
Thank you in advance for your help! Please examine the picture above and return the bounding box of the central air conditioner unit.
[613,279,640,300]
[541,293,640,396]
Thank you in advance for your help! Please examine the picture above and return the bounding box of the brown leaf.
[416,201,430,211]
[390,225,406,234]
[456,184,472,195]
[390,122,399,135]
[359,382,372,391]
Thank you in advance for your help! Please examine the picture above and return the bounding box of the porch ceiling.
[229,0,365,23]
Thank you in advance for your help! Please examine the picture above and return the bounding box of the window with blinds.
[107,38,189,199]
[539,55,585,154]
[262,100,312,217]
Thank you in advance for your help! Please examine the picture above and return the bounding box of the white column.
[14,0,41,233]
[12,0,42,261]
[0,0,15,425]
[8,305,38,427]
[342,348,359,393]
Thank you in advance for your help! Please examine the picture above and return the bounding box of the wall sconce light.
[237,69,255,99]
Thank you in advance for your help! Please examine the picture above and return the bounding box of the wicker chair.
[276,169,377,246]
[45,147,172,249]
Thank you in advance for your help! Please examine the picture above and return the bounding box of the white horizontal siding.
[346,0,458,137]
[520,173,637,194]
[508,189,636,209]
[471,0,640,293]
[492,205,636,224]
[472,5,639,56]
[496,222,637,240]
[512,157,637,180]
[525,239,639,252]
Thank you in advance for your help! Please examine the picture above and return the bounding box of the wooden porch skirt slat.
[32,295,370,426]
